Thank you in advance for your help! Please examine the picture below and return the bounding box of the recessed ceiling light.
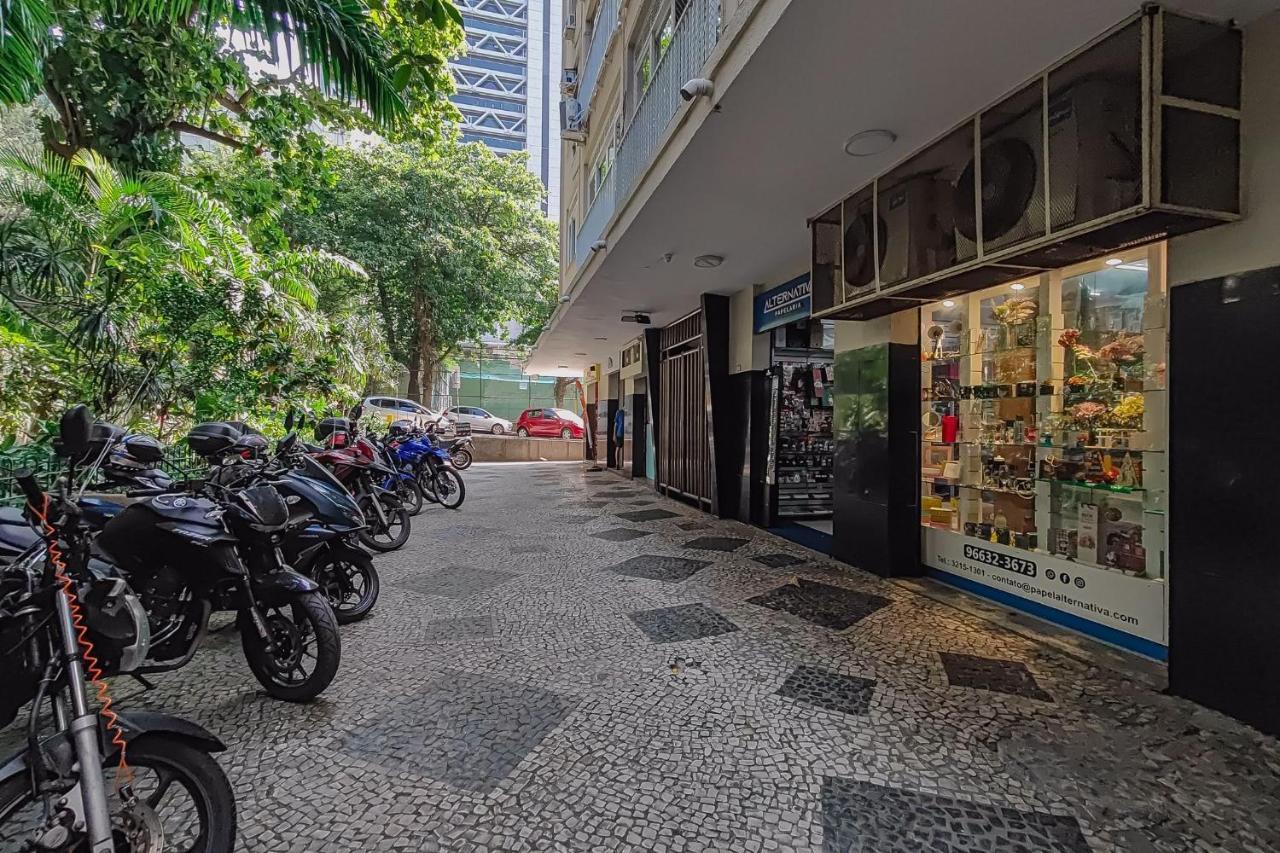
[693,254,724,268]
[594,336,608,341]
[1105,258,1123,266]
[557,364,569,368]
[572,352,587,356]
[844,129,897,157]
[1010,282,1026,291]
[942,300,955,307]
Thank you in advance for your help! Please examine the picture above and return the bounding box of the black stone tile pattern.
[415,615,494,642]
[344,670,575,794]
[609,554,711,582]
[628,603,740,644]
[752,552,804,568]
[593,527,655,542]
[748,579,890,631]
[682,536,748,552]
[820,778,1090,853]
[617,508,681,522]
[778,665,876,716]
[676,520,710,531]
[939,652,1054,703]
[397,566,518,599]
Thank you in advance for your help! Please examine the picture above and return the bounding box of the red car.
[515,407,585,439]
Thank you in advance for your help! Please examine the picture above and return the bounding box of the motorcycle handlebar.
[14,469,45,509]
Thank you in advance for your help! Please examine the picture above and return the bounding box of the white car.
[446,406,513,435]
[362,396,449,431]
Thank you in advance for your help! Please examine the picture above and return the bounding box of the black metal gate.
[657,310,711,507]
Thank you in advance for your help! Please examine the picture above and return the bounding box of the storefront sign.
[923,528,1167,653]
[754,274,811,333]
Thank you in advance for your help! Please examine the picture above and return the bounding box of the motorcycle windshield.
[298,454,355,496]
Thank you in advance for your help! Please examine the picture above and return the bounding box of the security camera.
[589,240,607,253]
[680,77,714,102]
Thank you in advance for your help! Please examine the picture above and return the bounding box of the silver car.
[446,406,513,435]
[363,396,448,431]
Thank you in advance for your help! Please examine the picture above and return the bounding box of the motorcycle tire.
[5,733,237,853]
[397,478,425,516]
[357,493,412,552]
[314,545,380,624]
[431,468,466,510]
[239,591,341,702]
[450,447,473,470]
[417,466,439,503]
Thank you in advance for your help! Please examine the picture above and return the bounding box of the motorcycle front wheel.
[430,468,466,510]
[314,545,380,624]
[357,493,412,551]
[239,591,341,702]
[4,734,237,853]
[450,447,473,470]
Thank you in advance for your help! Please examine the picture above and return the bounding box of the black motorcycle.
[2,407,236,852]
[446,433,473,470]
[207,425,380,624]
[90,421,342,703]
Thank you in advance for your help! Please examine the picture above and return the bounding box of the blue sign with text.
[754,274,812,333]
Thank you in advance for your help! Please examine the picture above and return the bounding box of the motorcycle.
[309,407,411,552]
[445,433,474,470]
[1,406,236,853]
[87,419,343,702]
[206,418,380,624]
[387,421,465,510]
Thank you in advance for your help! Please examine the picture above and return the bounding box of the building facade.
[450,0,562,219]
[537,0,1280,736]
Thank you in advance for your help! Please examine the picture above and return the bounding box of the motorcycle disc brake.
[117,794,165,853]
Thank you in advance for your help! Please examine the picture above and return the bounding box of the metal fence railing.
[574,0,721,272]
[0,444,209,505]
[578,0,621,116]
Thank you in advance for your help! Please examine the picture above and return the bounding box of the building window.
[632,0,688,102]
[588,120,617,203]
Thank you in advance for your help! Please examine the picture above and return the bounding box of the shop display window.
[920,247,1166,580]
[771,320,835,519]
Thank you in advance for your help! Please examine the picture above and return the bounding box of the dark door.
[630,392,647,479]
[1169,267,1280,735]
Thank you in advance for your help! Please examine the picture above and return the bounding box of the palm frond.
[0,0,52,104]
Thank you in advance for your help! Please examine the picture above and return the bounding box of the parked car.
[363,396,449,431]
[446,405,513,435]
[514,407,585,439]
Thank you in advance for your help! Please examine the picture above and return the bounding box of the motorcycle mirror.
[348,404,364,422]
[277,431,297,455]
[284,409,295,431]
[56,405,93,459]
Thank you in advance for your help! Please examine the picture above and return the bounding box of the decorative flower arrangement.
[1066,374,1090,388]
[991,296,1037,326]
[1099,335,1145,364]
[1067,401,1109,427]
[1107,394,1144,428]
[1058,328,1081,349]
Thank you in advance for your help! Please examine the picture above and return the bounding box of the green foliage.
[284,138,559,397]
[0,145,389,438]
[2,0,463,171]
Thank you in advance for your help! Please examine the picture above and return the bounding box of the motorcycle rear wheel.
[314,546,380,624]
[239,592,341,702]
[450,448,473,470]
[357,493,411,552]
[397,478,425,516]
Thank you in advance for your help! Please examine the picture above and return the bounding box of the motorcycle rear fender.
[253,569,320,605]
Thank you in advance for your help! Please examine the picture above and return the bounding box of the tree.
[285,139,559,401]
[0,0,463,171]
[552,376,573,408]
[0,146,382,433]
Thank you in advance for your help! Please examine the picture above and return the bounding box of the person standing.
[614,406,626,469]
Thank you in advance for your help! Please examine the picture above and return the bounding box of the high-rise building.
[450,0,561,220]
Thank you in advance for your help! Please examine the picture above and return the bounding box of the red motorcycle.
[310,408,411,552]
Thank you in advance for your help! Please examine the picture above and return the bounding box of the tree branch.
[168,121,264,155]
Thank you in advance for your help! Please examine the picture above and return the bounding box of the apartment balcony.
[576,0,621,115]
[572,0,721,272]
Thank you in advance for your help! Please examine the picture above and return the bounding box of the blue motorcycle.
[386,422,466,510]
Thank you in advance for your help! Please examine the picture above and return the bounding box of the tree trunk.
[406,338,421,401]
[553,377,573,408]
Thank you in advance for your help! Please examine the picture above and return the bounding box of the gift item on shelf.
[772,333,836,520]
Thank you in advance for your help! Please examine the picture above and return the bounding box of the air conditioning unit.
[561,67,579,95]
[811,7,1241,321]
[564,13,577,37]
[560,97,585,141]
